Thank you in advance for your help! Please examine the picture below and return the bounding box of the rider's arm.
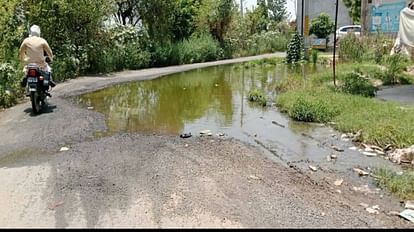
[43,40,54,62]
[19,40,27,62]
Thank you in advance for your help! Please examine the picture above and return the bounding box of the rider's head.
[29,25,41,37]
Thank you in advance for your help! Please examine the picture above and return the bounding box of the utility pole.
[361,0,369,36]
[333,0,339,87]
[301,0,304,36]
[240,0,244,17]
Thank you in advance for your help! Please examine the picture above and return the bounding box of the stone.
[330,154,338,159]
[87,106,94,110]
[366,207,379,214]
[334,179,344,186]
[349,146,358,151]
[60,147,69,152]
[359,203,369,208]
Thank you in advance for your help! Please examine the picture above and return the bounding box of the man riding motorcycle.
[19,25,56,96]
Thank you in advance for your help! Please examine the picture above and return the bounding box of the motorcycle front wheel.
[30,91,42,114]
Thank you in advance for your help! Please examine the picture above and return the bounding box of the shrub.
[286,31,303,64]
[338,33,365,62]
[290,95,338,123]
[0,62,23,108]
[382,54,410,85]
[248,88,267,106]
[339,71,377,97]
[310,49,319,65]
[176,33,223,64]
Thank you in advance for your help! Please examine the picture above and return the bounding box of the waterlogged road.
[0,54,411,228]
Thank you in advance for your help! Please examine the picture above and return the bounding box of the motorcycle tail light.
[39,76,44,80]
[28,69,37,77]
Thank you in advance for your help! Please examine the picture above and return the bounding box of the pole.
[361,0,368,36]
[301,0,304,36]
[240,0,244,17]
[333,0,339,87]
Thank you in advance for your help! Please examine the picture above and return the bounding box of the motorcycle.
[24,57,53,114]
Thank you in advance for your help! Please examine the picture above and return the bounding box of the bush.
[338,33,365,62]
[176,33,223,64]
[286,31,303,64]
[339,71,377,97]
[248,88,267,106]
[290,95,338,123]
[374,168,414,200]
[0,62,23,108]
[382,54,410,85]
[310,49,319,65]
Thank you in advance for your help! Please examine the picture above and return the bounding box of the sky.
[243,0,297,21]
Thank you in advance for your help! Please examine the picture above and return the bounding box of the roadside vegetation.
[0,0,292,109]
[374,168,414,200]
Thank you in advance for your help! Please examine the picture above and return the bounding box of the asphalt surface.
[0,54,412,228]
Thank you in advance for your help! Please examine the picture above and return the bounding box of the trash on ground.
[330,154,338,159]
[405,201,414,210]
[349,146,357,151]
[59,147,69,152]
[332,146,344,152]
[363,152,377,157]
[388,145,414,164]
[353,168,369,176]
[87,106,94,110]
[200,130,211,135]
[48,201,64,210]
[309,165,318,172]
[272,120,286,128]
[180,133,192,139]
[248,175,262,181]
[400,209,414,223]
[366,207,380,214]
[353,185,375,194]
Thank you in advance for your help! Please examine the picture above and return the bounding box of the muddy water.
[78,62,401,175]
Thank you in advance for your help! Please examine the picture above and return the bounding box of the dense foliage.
[0,0,291,108]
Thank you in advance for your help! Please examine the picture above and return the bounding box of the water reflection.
[79,63,322,136]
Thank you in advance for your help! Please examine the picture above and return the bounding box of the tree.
[343,0,361,24]
[171,0,200,41]
[267,0,288,22]
[196,0,235,43]
[114,0,141,26]
[0,0,26,60]
[286,31,303,63]
[309,13,335,40]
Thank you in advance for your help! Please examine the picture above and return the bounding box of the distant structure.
[296,0,352,38]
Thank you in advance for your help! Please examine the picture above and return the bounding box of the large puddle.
[78,62,401,175]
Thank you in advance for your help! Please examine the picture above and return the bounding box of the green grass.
[248,88,268,106]
[275,62,414,148]
[374,168,414,200]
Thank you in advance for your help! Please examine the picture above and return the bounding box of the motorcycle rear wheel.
[30,91,42,114]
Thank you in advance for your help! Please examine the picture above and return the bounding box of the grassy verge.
[374,168,414,200]
[275,62,414,148]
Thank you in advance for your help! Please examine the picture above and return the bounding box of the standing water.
[78,62,401,174]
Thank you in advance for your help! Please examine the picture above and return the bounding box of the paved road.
[0,53,411,228]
